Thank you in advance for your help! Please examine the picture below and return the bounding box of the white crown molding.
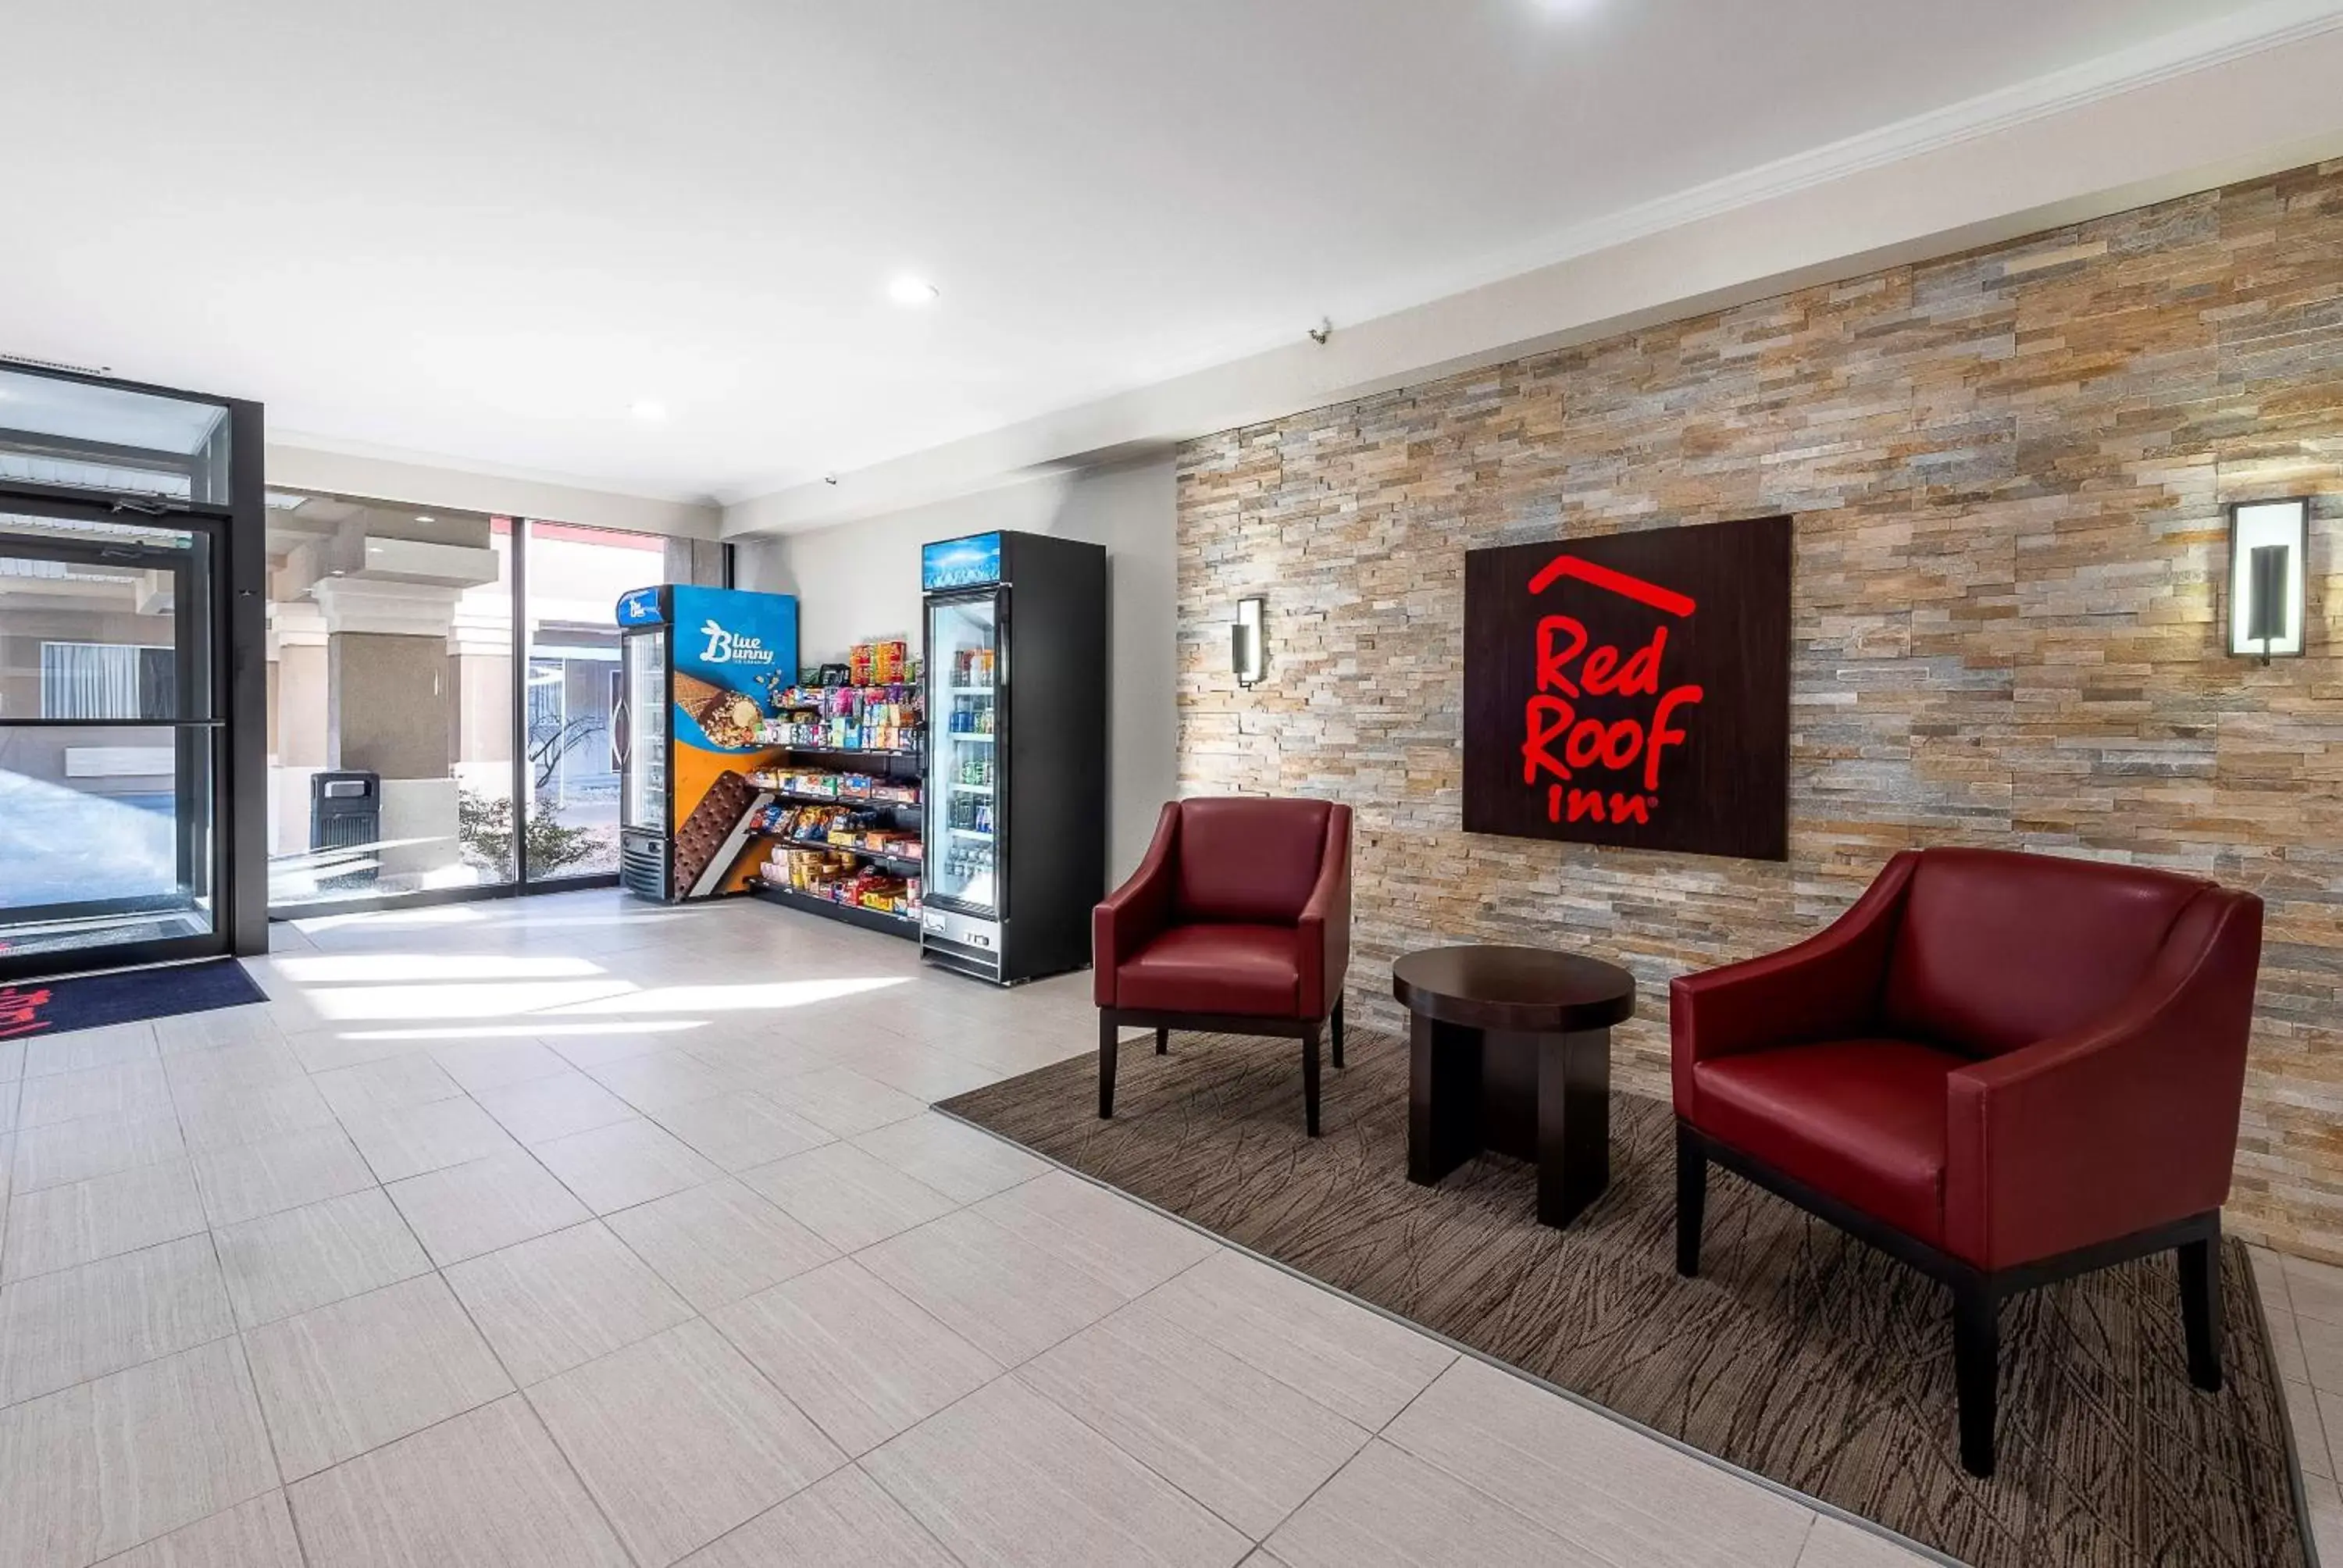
[1376,0,2343,320]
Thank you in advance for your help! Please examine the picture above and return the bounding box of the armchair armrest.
[1295,805,1353,1021]
[1942,889,2262,1270]
[1094,803,1182,1007]
[1670,852,1918,1106]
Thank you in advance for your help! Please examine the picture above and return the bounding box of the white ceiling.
[1,0,2290,507]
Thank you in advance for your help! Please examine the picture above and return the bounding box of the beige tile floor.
[0,890,1957,1568]
[2252,1243,2343,1563]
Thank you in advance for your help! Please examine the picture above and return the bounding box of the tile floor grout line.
[833,1198,1317,1546]
[1240,1435,1392,1561]
[226,1320,318,1568]
[1218,1363,1476,1550]
[1371,1359,1827,1568]
[512,1297,826,1566]
[998,1348,1355,1552]
[835,1191,1080,1360]
[0,1240,244,1415]
[13,1039,239,1568]
[432,1236,658,1568]
[442,1053,918,1560]
[843,1452,986,1568]
[929,1099,1962,1568]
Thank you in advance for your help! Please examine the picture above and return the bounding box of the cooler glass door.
[619,627,668,832]
[925,592,999,914]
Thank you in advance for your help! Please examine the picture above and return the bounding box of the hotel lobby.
[4,4,2343,1566]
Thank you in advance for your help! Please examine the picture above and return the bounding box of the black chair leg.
[1097,1014,1118,1120]
[1155,1026,1169,1056]
[2181,1231,2224,1392]
[1302,1025,1322,1137]
[1330,999,1345,1069]
[1953,1282,1999,1478]
[1674,1124,1706,1278]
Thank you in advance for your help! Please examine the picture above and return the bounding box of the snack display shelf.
[750,881,919,939]
[751,670,925,938]
[773,743,925,760]
[769,786,922,808]
[772,836,924,868]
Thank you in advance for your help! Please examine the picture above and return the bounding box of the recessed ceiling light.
[414,515,434,523]
[887,276,940,307]
[631,400,669,421]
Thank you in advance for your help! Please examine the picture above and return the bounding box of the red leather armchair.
[1095,797,1353,1135]
[1672,848,2263,1476]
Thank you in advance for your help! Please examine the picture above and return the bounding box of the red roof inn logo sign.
[1462,516,1791,861]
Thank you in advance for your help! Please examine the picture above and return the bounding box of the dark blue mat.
[0,958,268,1040]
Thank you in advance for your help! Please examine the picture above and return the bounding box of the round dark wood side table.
[1391,946,1637,1229]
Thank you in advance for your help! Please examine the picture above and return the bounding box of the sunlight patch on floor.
[275,954,612,984]
[294,978,641,1021]
[547,976,908,1016]
[337,1018,710,1042]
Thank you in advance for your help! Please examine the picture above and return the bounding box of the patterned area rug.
[940,1026,2308,1568]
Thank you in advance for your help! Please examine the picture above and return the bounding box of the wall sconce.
[1231,596,1268,687]
[2229,497,2309,663]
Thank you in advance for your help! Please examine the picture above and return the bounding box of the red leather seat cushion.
[1174,798,1333,925]
[1692,1039,1963,1247]
[1881,849,2208,1058]
[1117,925,1301,1017]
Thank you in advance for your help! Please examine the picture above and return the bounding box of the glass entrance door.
[0,512,223,967]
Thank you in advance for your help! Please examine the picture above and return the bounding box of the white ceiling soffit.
[726,0,2343,536]
[266,441,724,540]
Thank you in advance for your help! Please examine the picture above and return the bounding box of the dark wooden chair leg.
[1154,1027,1169,1056]
[1302,1025,1322,1137]
[1097,1014,1118,1120]
[2180,1231,2223,1392]
[1674,1124,1706,1278]
[1330,999,1345,1069]
[1953,1282,2000,1478]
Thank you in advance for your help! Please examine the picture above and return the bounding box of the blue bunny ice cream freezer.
[612,584,799,901]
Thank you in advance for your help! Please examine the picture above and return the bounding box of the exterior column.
[447,594,514,807]
[267,601,329,856]
[310,577,467,882]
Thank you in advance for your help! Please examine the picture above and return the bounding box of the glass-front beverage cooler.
[918,531,1107,984]
[617,622,668,879]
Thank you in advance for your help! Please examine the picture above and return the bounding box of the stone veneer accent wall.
[1175,160,2343,1260]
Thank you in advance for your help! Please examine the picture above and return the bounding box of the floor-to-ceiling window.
[264,497,722,915]
[262,496,515,907]
[519,521,665,881]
